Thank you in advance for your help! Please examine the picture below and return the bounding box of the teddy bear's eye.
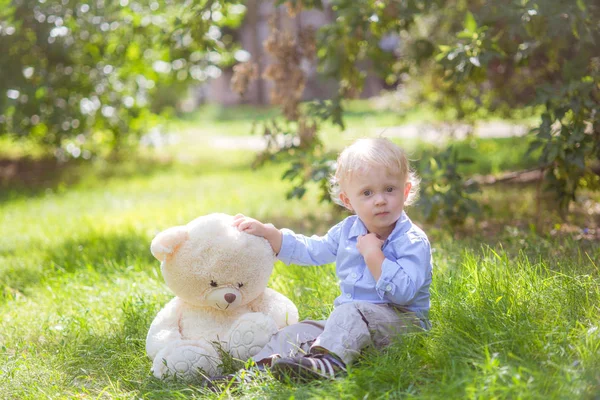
[237,282,244,288]
[210,280,218,287]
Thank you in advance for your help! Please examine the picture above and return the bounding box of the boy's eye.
[386,186,394,192]
[210,280,218,287]
[363,190,372,196]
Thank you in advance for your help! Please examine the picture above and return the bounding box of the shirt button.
[351,273,357,278]
[385,285,392,292]
[346,293,352,298]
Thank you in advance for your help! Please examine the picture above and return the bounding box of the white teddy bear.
[146,213,299,380]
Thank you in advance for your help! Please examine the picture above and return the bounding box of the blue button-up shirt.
[277,212,432,316]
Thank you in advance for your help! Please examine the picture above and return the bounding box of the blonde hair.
[329,137,420,207]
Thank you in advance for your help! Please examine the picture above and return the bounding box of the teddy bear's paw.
[152,345,220,380]
[152,356,184,380]
[227,313,278,360]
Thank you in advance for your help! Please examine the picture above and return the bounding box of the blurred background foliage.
[249,0,599,225]
[0,0,245,159]
[1,0,599,227]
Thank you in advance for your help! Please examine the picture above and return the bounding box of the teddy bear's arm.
[248,288,299,329]
[146,297,184,360]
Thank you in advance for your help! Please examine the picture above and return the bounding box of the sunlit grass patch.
[0,266,161,397]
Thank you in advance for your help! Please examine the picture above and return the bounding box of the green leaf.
[281,168,299,180]
[464,11,477,33]
[571,22,580,39]
[457,31,475,39]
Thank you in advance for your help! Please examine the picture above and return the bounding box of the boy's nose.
[374,194,386,204]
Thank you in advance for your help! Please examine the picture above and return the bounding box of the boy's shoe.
[271,353,347,382]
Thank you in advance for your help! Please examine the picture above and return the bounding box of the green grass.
[439,136,541,175]
[1,106,598,398]
[172,100,542,176]
[172,99,450,148]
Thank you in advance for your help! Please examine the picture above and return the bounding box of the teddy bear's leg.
[226,312,279,361]
[152,341,221,380]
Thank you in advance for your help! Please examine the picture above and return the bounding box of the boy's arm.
[360,234,432,305]
[233,214,341,266]
[262,223,283,254]
[357,233,385,280]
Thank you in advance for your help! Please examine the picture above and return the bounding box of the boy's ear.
[150,226,189,262]
[339,192,353,211]
[404,182,412,198]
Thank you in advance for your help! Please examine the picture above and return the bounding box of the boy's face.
[339,166,411,239]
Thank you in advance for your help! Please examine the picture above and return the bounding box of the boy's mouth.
[375,211,389,216]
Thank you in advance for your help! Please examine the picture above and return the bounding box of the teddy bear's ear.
[150,226,189,262]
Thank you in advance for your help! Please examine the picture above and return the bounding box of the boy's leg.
[271,302,424,382]
[251,320,325,366]
[311,301,424,365]
[271,302,377,382]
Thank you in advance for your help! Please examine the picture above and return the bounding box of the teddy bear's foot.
[227,312,279,361]
[152,343,220,380]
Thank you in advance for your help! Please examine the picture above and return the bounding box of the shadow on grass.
[0,230,155,303]
[0,157,82,202]
[0,155,177,203]
[0,151,253,204]
[1,209,342,306]
[42,230,155,273]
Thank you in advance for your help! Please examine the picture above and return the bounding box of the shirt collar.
[348,217,368,239]
[348,211,411,240]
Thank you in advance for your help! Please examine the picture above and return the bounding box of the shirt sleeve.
[375,236,432,304]
[277,222,342,266]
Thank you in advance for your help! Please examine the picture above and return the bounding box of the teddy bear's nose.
[224,293,236,304]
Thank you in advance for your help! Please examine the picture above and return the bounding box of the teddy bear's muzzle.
[224,293,236,303]
[205,286,243,310]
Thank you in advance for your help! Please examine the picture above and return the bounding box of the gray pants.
[252,301,427,365]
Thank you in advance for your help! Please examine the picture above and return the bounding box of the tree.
[0,0,244,159]
[434,1,600,215]
[234,0,599,223]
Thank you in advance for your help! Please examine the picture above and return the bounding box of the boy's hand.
[232,214,283,254]
[357,233,385,280]
[356,233,384,257]
[232,214,269,236]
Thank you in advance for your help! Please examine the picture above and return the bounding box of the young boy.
[232,137,432,382]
